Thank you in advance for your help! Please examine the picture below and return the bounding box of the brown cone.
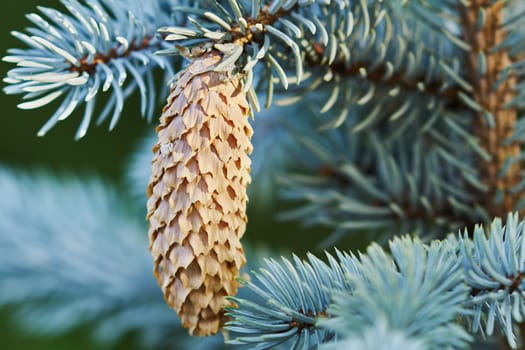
[147,51,253,336]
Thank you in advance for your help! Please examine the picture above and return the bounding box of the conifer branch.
[459,1,522,217]
[225,251,358,349]
[305,46,461,102]
[272,1,480,131]
[5,2,525,350]
[227,235,472,349]
[0,166,239,349]
[227,213,525,349]
[278,117,488,241]
[0,167,178,346]
[458,213,525,349]
[2,0,178,138]
[159,0,355,110]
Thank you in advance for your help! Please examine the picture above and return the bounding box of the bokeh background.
[0,2,332,349]
[1,1,151,349]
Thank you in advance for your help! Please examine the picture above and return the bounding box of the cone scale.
[147,51,252,336]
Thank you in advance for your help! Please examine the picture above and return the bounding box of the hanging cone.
[147,51,253,336]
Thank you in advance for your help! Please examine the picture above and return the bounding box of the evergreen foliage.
[3,0,178,139]
[459,215,525,349]
[3,0,525,349]
[0,167,182,346]
[0,165,267,350]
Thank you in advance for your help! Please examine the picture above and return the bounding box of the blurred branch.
[0,166,224,349]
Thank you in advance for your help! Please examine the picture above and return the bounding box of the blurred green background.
[0,2,352,349]
[1,1,150,349]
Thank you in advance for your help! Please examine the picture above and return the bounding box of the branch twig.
[460,0,521,218]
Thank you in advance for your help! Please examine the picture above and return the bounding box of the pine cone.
[147,51,253,336]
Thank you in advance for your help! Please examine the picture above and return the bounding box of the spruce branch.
[0,166,195,348]
[161,0,477,128]
[6,1,525,350]
[459,213,525,349]
[319,320,427,350]
[272,0,525,243]
[321,235,471,349]
[459,1,522,217]
[3,0,178,138]
[277,114,488,242]
[227,234,472,349]
[280,1,478,129]
[225,250,358,349]
[227,214,525,349]
[158,0,355,109]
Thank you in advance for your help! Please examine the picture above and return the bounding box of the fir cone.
[147,51,253,336]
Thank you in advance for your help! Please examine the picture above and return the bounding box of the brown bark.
[460,1,521,218]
